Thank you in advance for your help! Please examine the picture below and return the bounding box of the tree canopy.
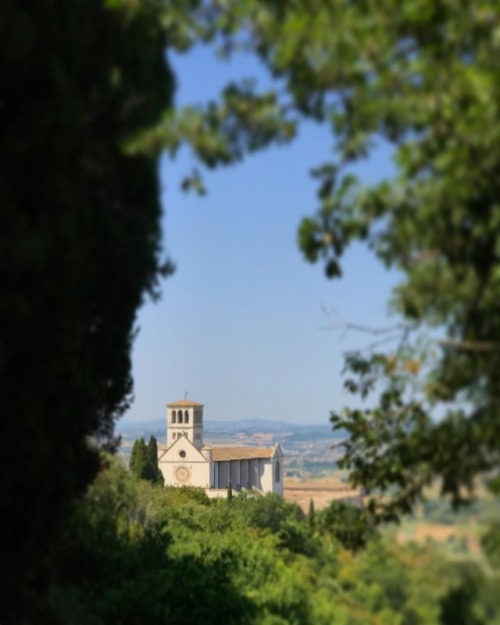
[23,458,500,625]
[1,0,173,614]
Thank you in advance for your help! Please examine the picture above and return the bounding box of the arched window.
[275,461,281,483]
[185,410,189,423]
[172,410,176,424]
[178,411,183,424]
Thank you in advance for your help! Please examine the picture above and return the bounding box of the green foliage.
[130,437,148,479]
[231,492,304,535]
[24,459,500,625]
[308,499,315,530]
[439,561,500,625]
[482,521,500,570]
[1,0,173,618]
[317,501,376,553]
[168,484,212,506]
[130,436,164,484]
[146,435,164,485]
[31,459,256,625]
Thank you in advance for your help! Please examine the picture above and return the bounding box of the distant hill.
[117,418,342,438]
[203,419,331,433]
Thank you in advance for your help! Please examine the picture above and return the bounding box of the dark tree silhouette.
[0,1,173,616]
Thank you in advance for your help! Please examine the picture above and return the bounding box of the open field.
[396,521,482,554]
[284,476,362,513]
[284,476,485,558]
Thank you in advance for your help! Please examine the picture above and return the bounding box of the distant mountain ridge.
[117,418,336,436]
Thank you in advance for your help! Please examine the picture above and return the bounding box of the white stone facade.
[158,400,284,497]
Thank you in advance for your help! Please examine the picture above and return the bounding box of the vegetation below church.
[23,457,500,625]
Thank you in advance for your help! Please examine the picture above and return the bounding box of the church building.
[158,399,284,497]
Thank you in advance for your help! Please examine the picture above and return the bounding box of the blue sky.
[123,46,400,425]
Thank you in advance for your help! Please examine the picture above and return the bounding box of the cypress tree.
[1,1,173,616]
[146,435,163,484]
[308,499,316,529]
[129,438,148,480]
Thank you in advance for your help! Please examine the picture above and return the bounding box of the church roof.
[208,446,274,461]
[167,399,204,407]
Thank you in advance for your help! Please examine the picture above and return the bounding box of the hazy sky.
[123,46,400,425]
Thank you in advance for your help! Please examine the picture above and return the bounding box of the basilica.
[158,399,284,497]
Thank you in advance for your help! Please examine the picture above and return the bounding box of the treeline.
[21,457,500,625]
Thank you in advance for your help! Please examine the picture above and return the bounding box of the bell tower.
[166,398,204,449]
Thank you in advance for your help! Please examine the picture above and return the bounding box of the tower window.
[172,411,176,424]
[275,461,281,483]
[178,412,183,424]
[185,410,189,423]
